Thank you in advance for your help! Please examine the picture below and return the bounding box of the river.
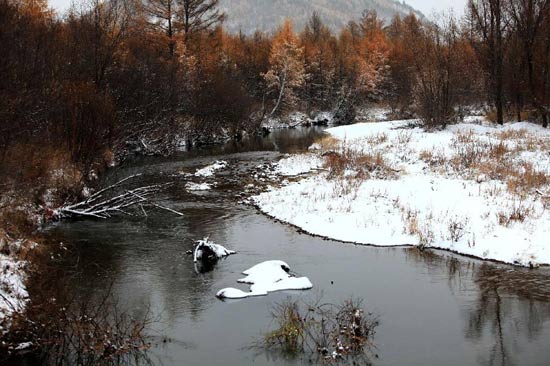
[46,127,550,366]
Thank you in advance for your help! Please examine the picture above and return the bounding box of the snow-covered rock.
[193,238,236,263]
[216,260,313,299]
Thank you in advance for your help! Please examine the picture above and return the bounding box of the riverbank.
[0,232,35,335]
[252,119,550,267]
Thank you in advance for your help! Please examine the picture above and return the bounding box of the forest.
[2,0,550,364]
[1,0,550,207]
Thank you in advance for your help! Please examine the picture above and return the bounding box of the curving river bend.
[46,127,550,366]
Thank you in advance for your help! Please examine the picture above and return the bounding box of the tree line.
[1,0,549,185]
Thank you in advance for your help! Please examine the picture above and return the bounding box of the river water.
[46,127,550,366]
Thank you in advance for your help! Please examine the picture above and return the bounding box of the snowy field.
[253,119,550,267]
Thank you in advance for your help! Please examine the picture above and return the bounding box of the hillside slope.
[220,0,423,34]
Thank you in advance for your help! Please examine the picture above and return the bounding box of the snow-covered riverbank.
[0,233,33,333]
[253,119,550,267]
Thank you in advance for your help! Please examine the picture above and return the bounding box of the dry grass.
[1,144,80,186]
[497,201,533,226]
[496,128,529,140]
[394,130,413,145]
[366,132,388,146]
[447,217,468,243]
[395,202,436,248]
[0,143,86,212]
[313,135,340,153]
[452,130,477,145]
[419,149,447,168]
[507,163,548,196]
[0,208,37,237]
[445,129,550,201]
[323,146,398,182]
[263,297,378,364]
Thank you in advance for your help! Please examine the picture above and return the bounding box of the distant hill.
[219,0,424,34]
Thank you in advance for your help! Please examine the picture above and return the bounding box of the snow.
[215,287,256,299]
[275,154,324,176]
[262,112,308,129]
[194,160,228,177]
[0,249,28,333]
[262,111,334,129]
[216,260,313,299]
[193,238,236,263]
[14,342,33,350]
[359,107,390,122]
[186,182,212,191]
[252,119,550,267]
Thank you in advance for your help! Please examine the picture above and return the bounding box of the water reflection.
[44,127,550,366]
[408,249,550,366]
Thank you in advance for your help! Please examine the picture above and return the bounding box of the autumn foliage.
[1,0,550,190]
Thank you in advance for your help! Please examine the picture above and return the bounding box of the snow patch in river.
[186,182,212,191]
[216,260,313,299]
[195,160,228,177]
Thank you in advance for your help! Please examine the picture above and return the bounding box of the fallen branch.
[55,175,183,219]
[535,189,549,199]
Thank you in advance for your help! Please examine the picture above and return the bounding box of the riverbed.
[46,127,550,366]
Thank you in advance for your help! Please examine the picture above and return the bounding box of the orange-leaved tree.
[263,19,306,117]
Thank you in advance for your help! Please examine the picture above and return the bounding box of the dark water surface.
[47,128,550,366]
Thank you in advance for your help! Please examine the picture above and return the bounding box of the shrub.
[263,297,378,364]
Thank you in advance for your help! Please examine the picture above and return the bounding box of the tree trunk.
[494,0,504,125]
[168,2,174,57]
[270,71,287,116]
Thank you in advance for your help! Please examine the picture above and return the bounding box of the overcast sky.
[48,0,469,17]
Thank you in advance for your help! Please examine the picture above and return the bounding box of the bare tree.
[506,0,550,127]
[141,0,178,55]
[468,0,506,125]
[177,0,225,43]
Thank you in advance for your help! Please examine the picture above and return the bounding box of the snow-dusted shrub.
[323,148,397,182]
[262,297,378,363]
[4,278,151,364]
[497,201,533,226]
[447,217,468,243]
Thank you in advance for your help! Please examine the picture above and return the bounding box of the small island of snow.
[216,260,313,299]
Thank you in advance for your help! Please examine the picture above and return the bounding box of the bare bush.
[323,142,398,182]
[2,257,152,366]
[497,201,533,226]
[262,297,378,364]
